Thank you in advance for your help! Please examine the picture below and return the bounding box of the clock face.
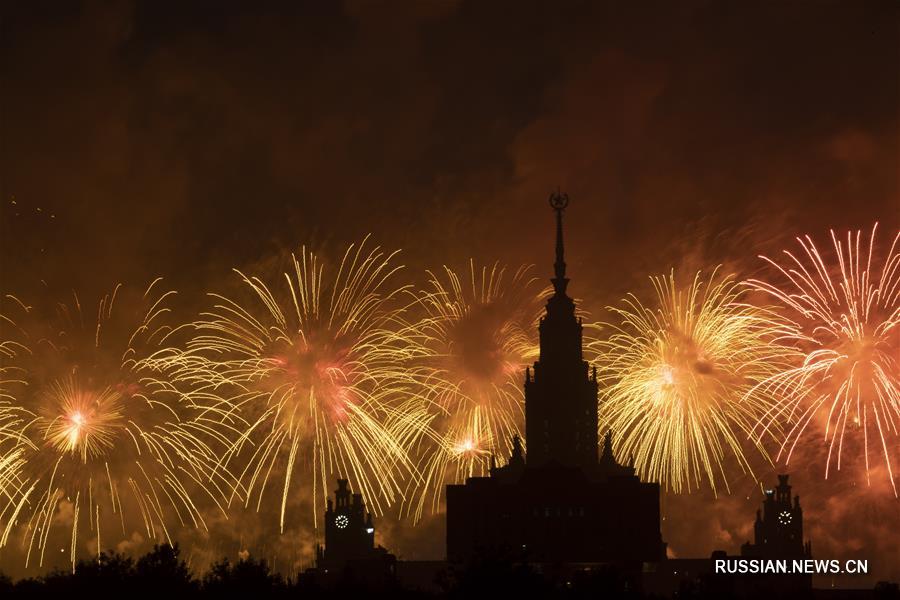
[335,514,349,529]
[778,510,792,525]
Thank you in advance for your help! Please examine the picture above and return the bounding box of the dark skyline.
[1,0,898,588]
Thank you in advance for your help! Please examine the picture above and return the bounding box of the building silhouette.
[305,199,837,596]
[645,474,814,597]
[446,193,666,564]
[741,474,812,560]
[316,479,395,579]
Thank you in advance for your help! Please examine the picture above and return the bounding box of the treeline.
[0,545,643,598]
[0,544,309,598]
[2,544,899,599]
[0,547,678,600]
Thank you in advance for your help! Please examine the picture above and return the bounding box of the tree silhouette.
[875,581,900,600]
[133,543,196,594]
[203,556,286,596]
[0,572,11,594]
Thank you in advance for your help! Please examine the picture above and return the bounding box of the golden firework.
[591,269,793,494]
[40,379,122,462]
[0,283,236,571]
[180,237,416,530]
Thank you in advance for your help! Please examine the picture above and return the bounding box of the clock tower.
[317,479,376,570]
[741,474,812,560]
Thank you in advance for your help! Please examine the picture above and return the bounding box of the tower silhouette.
[317,479,377,569]
[315,479,397,585]
[525,192,599,468]
[741,474,812,560]
[446,194,665,564]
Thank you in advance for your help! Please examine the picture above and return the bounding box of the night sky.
[2,0,899,586]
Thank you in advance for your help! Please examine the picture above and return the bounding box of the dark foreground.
[2,544,898,599]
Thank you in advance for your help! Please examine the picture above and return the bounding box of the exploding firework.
[748,225,900,495]
[590,269,793,494]
[0,282,236,571]
[399,261,544,520]
[180,237,416,530]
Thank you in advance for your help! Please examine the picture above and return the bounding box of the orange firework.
[749,225,900,495]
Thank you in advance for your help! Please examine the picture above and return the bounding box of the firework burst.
[400,262,544,520]
[748,225,900,495]
[181,237,416,530]
[590,269,793,494]
[0,282,235,571]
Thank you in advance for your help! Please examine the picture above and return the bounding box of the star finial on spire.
[549,189,570,295]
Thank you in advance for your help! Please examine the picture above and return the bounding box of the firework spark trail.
[398,261,544,520]
[748,225,900,495]
[590,269,794,495]
[0,282,238,571]
[178,237,417,531]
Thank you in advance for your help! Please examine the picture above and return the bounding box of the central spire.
[549,190,570,296]
[524,192,598,469]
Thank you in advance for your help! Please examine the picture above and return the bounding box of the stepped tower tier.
[525,191,599,468]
